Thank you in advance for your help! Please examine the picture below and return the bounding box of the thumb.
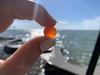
[0,36,55,75]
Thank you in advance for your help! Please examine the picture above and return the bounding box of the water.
[58,30,99,65]
[0,29,99,66]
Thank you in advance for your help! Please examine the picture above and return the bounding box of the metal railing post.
[86,31,100,75]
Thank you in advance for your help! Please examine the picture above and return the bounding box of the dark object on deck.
[44,63,76,75]
[0,35,14,40]
[43,50,52,53]
[4,38,23,54]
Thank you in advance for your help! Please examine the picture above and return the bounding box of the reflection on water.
[0,29,99,68]
[57,30,99,66]
[0,29,99,75]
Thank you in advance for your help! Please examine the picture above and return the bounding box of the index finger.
[12,0,57,27]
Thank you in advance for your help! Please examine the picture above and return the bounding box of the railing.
[86,30,100,75]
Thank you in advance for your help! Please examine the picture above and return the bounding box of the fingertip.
[40,38,56,52]
[0,60,4,67]
[0,60,4,64]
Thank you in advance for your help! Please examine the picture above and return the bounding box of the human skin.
[0,0,56,75]
[0,0,56,32]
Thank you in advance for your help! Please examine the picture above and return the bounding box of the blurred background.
[0,0,100,75]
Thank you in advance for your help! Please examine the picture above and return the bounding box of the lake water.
[0,29,99,66]
[58,30,99,65]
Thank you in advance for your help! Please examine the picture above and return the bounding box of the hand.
[0,37,56,75]
[0,0,56,75]
[0,0,56,32]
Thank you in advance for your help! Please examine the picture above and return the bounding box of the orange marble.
[44,26,57,38]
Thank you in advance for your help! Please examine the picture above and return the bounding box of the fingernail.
[40,39,56,52]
